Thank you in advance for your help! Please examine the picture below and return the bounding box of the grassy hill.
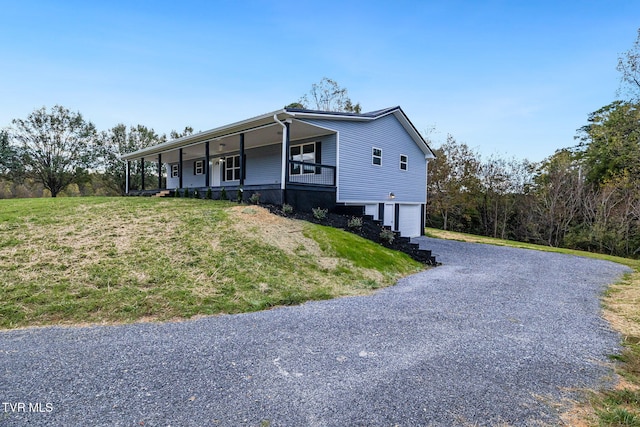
[0,197,423,329]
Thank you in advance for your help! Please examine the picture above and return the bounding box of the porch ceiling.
[132,120,334,164]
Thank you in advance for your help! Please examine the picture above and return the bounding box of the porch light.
[389,192,396,199]
[218,143,226,152]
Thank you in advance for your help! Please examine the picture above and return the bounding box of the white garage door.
[398,204,422,237]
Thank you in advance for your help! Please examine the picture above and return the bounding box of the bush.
[174,189,179,197]
[249,192,261,205]
[220,187,227,200]
[379,228,395,245]
[347,216,363,230]
[205,188,212,200]
[193,189,199,199]
[236,188,243,203]
[282,203,293,215]
[183,188,190,198]
[312,207,328,221]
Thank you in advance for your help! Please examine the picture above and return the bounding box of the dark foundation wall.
[285,185,336,212]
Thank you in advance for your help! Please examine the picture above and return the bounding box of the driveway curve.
[0,238,632,426]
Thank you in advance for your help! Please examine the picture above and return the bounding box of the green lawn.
[0,197,422,329]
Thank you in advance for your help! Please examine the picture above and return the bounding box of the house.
[121,106,436,238]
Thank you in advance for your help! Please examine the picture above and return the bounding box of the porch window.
[400,154,408,171]
[171,164,179,178]
[372,147,382,166]
[194,160,204,175]
[223,155,241,181]
[290,142,317,175]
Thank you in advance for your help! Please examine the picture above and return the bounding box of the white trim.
[335,130,340,203]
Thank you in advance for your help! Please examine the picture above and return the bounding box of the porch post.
[125,160,130,194]
[205,141,210,187]
[239,133,245,186]
[158,153,162,190]
[178,148,183,189]
[140,157,145,190]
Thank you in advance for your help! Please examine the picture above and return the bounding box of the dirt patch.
[227,205,324,258]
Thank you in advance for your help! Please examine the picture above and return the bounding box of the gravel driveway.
[0,238,631,426]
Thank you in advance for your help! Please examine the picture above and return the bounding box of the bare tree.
[297,78,362,113]
[617,28,640,100]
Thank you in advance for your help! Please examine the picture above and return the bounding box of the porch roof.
[120,106,435,162]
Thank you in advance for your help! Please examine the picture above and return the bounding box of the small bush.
[205,188,212,200]
[220,187,227,200]
[183,188,190,198]
[173,189,179,197]
[347,216,363,230]
[312,207,328,221]
[236,188,243,203]
[249,192,261,205]
[282,204,293,215]
[193,189,199,199]
[379,228,395,245]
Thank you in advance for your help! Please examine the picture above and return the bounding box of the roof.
[120,106,435,160]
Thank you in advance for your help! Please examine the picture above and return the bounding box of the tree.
[100,124,166,194]
[427,135,481,231]
[170,126,194,140]
[0,129,23,180]
[297,78,362,113]
[617,28,640,100]
[576,101,640,184]
[10,106,98,197]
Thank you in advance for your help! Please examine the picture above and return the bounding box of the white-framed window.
[194,160,204,175]
[372,147,382,166]
[171,164,179,178]
[223,155,240,181]
[400,154,408,171]
[290,142,317,175]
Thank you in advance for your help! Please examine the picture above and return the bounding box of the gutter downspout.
[274,114,288,190]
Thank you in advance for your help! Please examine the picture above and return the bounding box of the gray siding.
[166,158,209,189]
[301,114,427,203]
[244,144,281,186]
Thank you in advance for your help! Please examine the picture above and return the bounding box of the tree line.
[427,29,640,257]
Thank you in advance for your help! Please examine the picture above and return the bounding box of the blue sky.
[2,0,639,161]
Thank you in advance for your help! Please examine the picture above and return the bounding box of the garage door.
[398,204,422,237]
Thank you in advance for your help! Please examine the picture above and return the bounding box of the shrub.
[282,203,293,215]
[347,216,363,230]
[193,189,199,199]
[312,207,328,221]
[183,188,190,198]
[173,189,179,197]
[249,192,261,205]
[220,187,227,200]
[379,228,395,245]
[205,188,212,200]
[236,188,243,203]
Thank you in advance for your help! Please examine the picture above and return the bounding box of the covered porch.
[121,112,337,210]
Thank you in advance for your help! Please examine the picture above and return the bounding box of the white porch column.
[125,160,130,194]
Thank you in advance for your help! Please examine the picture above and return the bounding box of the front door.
[212,159,221,187]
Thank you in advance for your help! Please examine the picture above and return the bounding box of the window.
[194,160,204,175]
[400,154,408,171]
[290,142,317,175]
[171,164,179,178]
[372,147,382,166]
[223,155,240,181]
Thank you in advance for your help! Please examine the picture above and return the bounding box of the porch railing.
[287,160,336,186]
